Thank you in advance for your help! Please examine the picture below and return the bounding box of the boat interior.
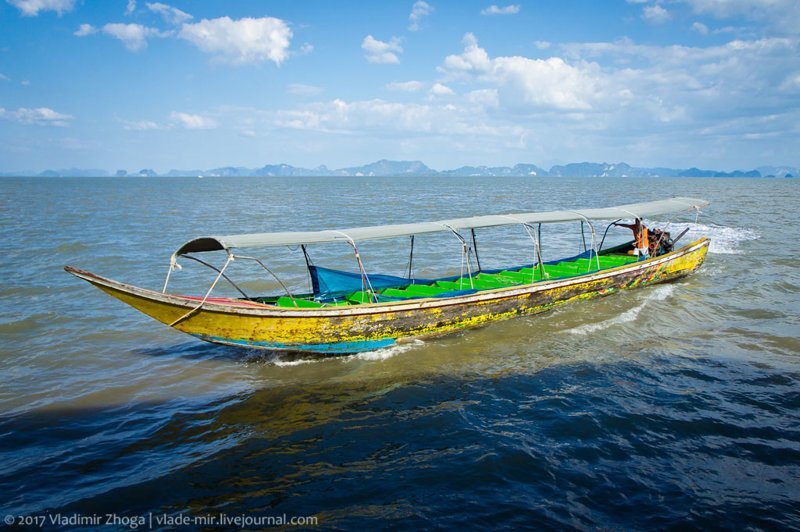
[263,248,641,308]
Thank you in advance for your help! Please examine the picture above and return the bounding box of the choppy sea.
[0,176,798,529]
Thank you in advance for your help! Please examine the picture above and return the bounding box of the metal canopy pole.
[569,211,601,271]
[443,225,474,289]
[580,220,587,253]
[331,231,377,303]
[301,244,314,293]
[406,235,415,280]
[470,228,482,272]
[178,254,250,298]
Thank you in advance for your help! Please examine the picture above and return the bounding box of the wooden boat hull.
[65,238,709,354]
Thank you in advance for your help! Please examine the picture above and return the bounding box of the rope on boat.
[162,253,182,293]
[169,252,234,327]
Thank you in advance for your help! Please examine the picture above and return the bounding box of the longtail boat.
[66,197,710,354]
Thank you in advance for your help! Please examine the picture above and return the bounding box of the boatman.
[616,218,650,257]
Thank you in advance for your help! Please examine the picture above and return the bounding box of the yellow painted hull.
[66,238,709,354]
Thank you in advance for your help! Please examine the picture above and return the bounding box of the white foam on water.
[270,356,328,367]
[567,284,675,336]
[257,338,425,366]
[669,223,759,255]
[345,339,426,362]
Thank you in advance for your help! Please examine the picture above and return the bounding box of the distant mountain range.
[1,160,796,178]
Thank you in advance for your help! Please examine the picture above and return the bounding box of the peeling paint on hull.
[66,238,709,354]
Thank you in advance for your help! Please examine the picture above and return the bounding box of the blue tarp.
[309,265,431,301]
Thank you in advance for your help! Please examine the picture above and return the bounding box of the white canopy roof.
[175,197,709,255]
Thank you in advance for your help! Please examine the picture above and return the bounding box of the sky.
[0,0,798,172]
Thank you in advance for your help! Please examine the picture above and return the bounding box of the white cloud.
[169,111,218,129]
[409,1,433,31]
[7,0,74,16]
[466,88,499,107]
[642,4,671,23]
[121,119,161,130]
[125,0,136,15]
[146,2,192,25]
[441,33,602,110]
[274,98,521,139]
[0,73,9,81]
[386,80,425,92]
[74,23,97,37]
[692,21,709,34]
[102,23,165,51]
[678,0,800,34]
[430,82,455,96]
[179,17,292,65]
[298,42,314,55]
[362,35,403,64]
[0,106,73,126]
[287,83,323,96]
[481,4,521,15]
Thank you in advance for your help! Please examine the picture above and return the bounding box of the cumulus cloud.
[386,80,425,92]
[179,17,292,64]
[481,4,521,15]
[102,23,165,51]
[1,106,73,126]
[169,111,217,129]
[121,119,161,130]
[408,1,433,31]
[642,4,671,23]
[287,83,324,96]
[362,35,403,64]
[7,0,74,16]
[74,23,97,37]
[430,82,455,96]
[146,2,192,25]
[692,21,709,34]
[441,33,602,110]
[125,0,136,15]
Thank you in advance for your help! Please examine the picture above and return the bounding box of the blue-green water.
[1,176,798,528]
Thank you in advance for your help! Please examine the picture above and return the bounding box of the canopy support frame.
[569,212,601,271]
[169,250,235,327]
[443,225,475,289]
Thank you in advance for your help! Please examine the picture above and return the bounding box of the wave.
[261,338,425,366]
[567,285,675,336]
[346,339,425,362]
[669,223,758,255]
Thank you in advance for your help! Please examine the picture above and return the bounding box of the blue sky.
[1,0,798,172]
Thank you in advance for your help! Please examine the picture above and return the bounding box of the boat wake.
[256,339,425,367]
[346,339,426,362]
[669,223,758,255]
[567,285,675,336]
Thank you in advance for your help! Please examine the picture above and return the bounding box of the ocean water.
[0,176,798,529]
